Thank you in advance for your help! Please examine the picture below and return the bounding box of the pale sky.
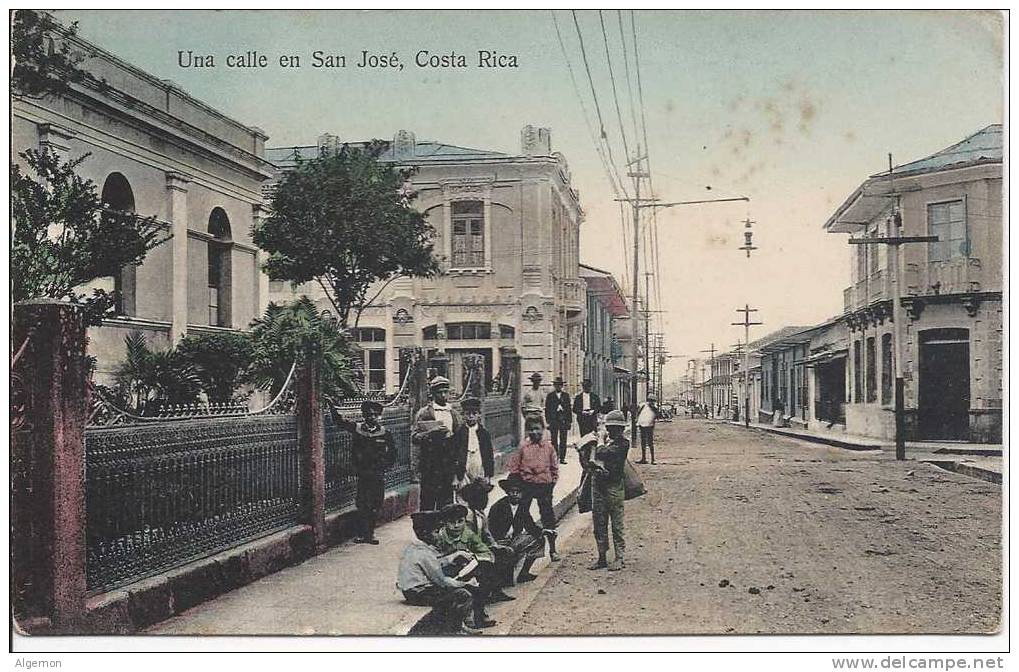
[57,9,1004,385]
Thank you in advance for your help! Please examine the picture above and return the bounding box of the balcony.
[905,257,984,296]
[844,257,987,314]
[559,278,585,318]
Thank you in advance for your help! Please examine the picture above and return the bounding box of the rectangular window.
[853,341,862,403]
[856,242,867,281]
[881,333,893,405]
[208,287,219,327]
[928,200,967,262]
[866,336,877,403]
[451,201,485,268]
[868,227,879,275]
[366,349,386,392]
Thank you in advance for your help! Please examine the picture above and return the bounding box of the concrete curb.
[730,420,883,451]
[924,460,1002,485]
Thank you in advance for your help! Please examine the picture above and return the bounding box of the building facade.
[825,125,1003,443]
[266,127,585,395]
[12,22,273,380]
[579,264,629,400]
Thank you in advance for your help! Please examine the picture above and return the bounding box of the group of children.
[333,373,644,635]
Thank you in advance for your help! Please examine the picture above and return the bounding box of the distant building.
[12,20,273,380]
[824,125,1002,442]
[579,264,629,400]
[266,127,585,394]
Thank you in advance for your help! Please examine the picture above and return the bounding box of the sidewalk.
[148,453,584,635]
[724,419,1003,484]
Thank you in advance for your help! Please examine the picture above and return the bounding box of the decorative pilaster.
[38,123,74,160]
[252,203,270,318]
[166,172,191,343]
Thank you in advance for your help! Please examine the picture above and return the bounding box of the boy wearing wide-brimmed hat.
[582,410,630,572]
[412,376,463,510]
[489,473,545,584]
[331,399,396,544]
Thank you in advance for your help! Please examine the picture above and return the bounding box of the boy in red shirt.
[507,415,560,561]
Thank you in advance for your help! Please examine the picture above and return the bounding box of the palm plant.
[246,297,358,404]
[112,331,201,413]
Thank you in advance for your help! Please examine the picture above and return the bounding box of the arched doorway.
[207,208,232,327]
[101,173,136,316]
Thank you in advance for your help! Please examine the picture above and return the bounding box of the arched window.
[207,208,232,327]
[101,173,137,316]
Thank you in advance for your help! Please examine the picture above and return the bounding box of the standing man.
[521,372,545,425]
[412,376,463,510]
[581,410,630,572]
[636,394,661,465]
[573,378,601,438]
[544,376,573,465]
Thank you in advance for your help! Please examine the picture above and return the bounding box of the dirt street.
[510,419,1001,635]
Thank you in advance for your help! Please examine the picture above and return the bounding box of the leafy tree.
[246,297,358,403]
[11,147,167,325]
[12,10,89,99]
[254,141,440,329]
[112,332,202,413]
[176,332,254,403]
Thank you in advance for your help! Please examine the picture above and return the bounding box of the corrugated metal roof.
[875,124,1002,178]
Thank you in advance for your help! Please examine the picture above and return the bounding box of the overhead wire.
[551,10,625,200]
[570,9,632,199]
[598,10,632,166]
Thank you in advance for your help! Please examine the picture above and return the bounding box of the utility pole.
[616,168,749,441]
[848,153,937,460]
[699,343,716,417]
[731,304,763,429]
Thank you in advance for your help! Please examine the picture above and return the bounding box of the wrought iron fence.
[84,415,302,594]
[324,404,413,512]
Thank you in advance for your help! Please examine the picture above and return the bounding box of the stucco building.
[266,127,585,394]
[12,21,273,380]
[825,125,1003,442]
[579,263,629,401]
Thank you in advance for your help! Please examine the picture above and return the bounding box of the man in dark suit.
[544,376,573,464]
[573,379,601,438]
[489,474,545,584]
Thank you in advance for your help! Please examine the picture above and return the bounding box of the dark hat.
[582,378,592,385]
[462,478,494,496]
[410,511,440,528]
[461,397,482,412]
[429,376,451,390]
[360,400,383,415]
[529,372,543,382]
[552,376,565,385]
[498,473,526,492]
[440,502,468,520]
[604,410,627,427]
